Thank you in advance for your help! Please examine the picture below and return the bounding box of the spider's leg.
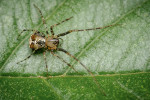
[57,48,106,96]
[17,29,37,39]
[57,24,119,37]
[33,4,49,35]
[17,50,35,64]
[43,51,48,77]
[50,16,73,35]
[17,29,44,39]
[51,51,78,73]
[57,48,92,74]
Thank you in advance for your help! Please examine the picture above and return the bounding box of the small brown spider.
[17,4,118,96]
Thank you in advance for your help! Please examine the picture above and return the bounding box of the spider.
[17,4,118,96]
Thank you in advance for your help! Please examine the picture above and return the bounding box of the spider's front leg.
[57,24,120,37]
[33,4,49,35]
[17,29,44,39]
[50,17,73,35]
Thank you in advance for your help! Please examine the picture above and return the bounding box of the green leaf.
[0,0,150,99]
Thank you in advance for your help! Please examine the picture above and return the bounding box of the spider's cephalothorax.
[18,4,119,96]
[45,35,59,50]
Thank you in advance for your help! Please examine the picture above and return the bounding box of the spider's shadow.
[32,49,45,55]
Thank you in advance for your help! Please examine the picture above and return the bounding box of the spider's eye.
[52,39,59,45]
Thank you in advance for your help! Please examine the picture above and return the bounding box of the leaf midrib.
[0,71,149,78]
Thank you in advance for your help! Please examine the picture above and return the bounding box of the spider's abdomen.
[45,36,59,50]
[29,33,45,50]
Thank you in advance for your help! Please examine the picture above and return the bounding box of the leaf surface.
[0,0,150,99]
